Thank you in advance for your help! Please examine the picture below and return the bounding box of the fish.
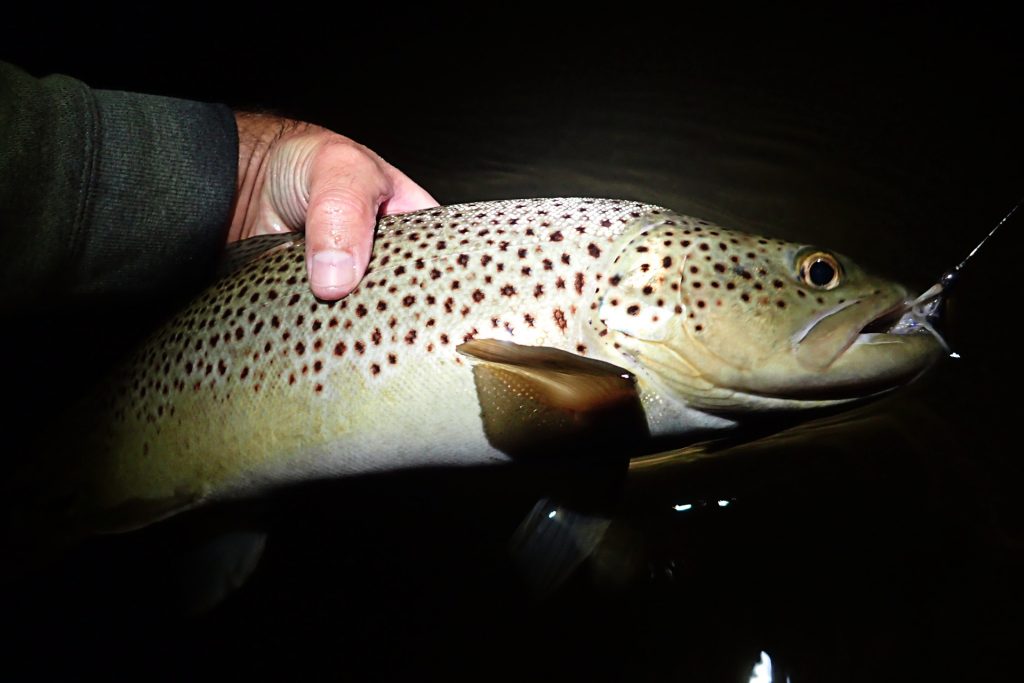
[29,197,945,537]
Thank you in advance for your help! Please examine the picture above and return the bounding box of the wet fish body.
[62,198,942,530]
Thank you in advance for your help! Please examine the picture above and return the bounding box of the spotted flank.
[47,198,943,533]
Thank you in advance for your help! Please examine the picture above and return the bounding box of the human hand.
[229,113,438,300]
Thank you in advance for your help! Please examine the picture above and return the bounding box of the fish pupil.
[809,260,835,286]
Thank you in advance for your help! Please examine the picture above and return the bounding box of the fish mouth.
[794,285,947,376]
[858,301,912,334]
[856,284,949,350]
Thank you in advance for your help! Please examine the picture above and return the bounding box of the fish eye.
[798,252,841,289]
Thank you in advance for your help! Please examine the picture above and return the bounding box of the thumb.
[303,147,391,300]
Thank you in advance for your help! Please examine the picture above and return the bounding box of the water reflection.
[750,651,791,683]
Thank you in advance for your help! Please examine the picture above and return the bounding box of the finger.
[378,164,439,215]
[304,147,391,300]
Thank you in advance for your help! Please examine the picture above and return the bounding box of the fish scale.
[87,198,658,518]
[60,196,942,531]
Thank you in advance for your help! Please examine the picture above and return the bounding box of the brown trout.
[44,197,944,533]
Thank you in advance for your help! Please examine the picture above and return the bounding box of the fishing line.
[943,195,1022,288]
[912,195,1022,359]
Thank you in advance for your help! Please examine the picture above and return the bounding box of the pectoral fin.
[509,498,612,598]
[86,488,205,535]
[457,339,649,458]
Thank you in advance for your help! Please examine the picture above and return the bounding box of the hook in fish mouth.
[859,283,950,351]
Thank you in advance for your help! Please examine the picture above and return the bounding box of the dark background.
[3,8,1022,682]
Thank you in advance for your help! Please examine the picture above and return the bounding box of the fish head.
[595,212,945,412]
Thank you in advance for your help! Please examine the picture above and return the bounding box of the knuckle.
[318,137,379,170]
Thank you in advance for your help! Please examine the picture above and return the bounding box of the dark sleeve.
[0,61,238,311]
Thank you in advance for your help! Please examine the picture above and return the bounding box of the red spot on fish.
[553,309,567,332]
